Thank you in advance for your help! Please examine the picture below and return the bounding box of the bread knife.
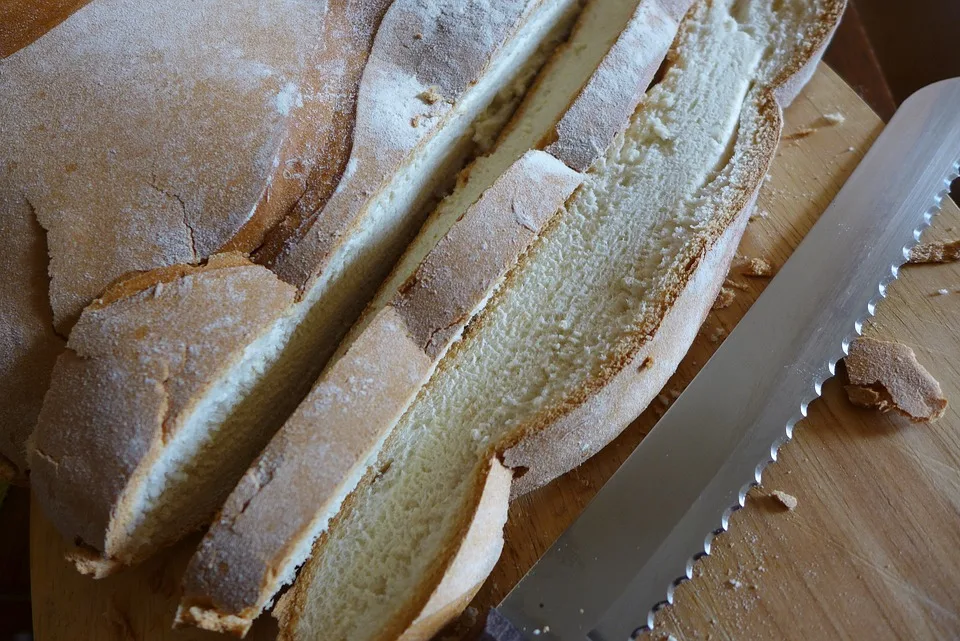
[482,77,960,641]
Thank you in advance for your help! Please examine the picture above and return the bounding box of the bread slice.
[274,1,844,639]
[29,0,584,574]
[177,0,689,633]
[0,0,327,481]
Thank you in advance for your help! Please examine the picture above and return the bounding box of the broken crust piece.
[771,489,797,510]
[907,239,960,264]
[845,337,948,422]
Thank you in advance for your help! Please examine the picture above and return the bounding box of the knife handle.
[480,608,527,641]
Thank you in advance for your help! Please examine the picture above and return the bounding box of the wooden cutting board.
[30,64,960,640]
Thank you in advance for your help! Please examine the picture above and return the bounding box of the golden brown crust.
[245,0,395,261]
[29,255,297,567]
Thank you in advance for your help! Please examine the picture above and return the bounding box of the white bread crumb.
[772,490,797,510]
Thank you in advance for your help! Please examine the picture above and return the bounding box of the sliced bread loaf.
[29,0,582,574]
[274,1,844,639]
[177,0,689,633]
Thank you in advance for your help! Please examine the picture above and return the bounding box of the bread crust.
[29,254,297,569]
[0,192,63,482]
[275,2,846,638]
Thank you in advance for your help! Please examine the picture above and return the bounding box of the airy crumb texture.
[771,489,798,510]
[713,286,736,309]
[907,239,960,264]
[844,337,948,422]
[742,257,774,277]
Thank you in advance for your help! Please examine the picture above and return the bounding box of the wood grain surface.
[31,65,960,640]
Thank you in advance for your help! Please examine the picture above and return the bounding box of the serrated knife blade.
[486,77,960,641]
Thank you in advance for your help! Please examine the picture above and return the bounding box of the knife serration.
[495,77,960,641]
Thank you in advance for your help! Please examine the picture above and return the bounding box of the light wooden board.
[31,65,960,640]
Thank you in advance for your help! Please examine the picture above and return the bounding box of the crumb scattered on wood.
[742,257,774,278]
[784,127,816,141]
[771,490,798,510]
[823,112,845,125]
[713,287,736,310]
[749,209,770,222]
[707,325,727,343]
[418,85,444,104]
[907,239,960,264]
[728,578,743,589]
[934,288,950,296]
[724,278,750,291]
[844,337,948,422]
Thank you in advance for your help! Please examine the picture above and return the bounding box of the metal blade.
[495,77,960,641]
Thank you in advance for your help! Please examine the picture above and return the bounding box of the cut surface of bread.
[276,1,843,639]
[29,0,582,575]
[177,0,689,632]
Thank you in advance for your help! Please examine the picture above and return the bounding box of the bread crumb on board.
[749,209,770,222]
[783,126,816,141]
[724,278,750,291]
[713,287,736,310]
[707,325,727,343]
[844,337,948,422]
[933,288,951,296]
[907,239,960,264]
[742,257,774,278]
[823,111,846,125]
[771,490,798,510]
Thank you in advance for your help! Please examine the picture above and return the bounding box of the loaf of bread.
[0,0,328,480]
[177,0,689,633]
[29,0,589,575]
[274,1,844,639]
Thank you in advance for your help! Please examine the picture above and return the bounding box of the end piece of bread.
[177,0,689,631]
[30,254,298,570]
[31,0,583,576]
[275,1,844,639]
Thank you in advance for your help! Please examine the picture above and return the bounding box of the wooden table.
[30,65,960,640]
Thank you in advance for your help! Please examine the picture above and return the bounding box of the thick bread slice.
[177,0,689,632]
[276,1,845,639]
[29,0,580,574]
[0,192,63,483]
[29,254,297,572]
[0,0,328,479]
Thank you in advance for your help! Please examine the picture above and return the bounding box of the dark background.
[1,0,959,638]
